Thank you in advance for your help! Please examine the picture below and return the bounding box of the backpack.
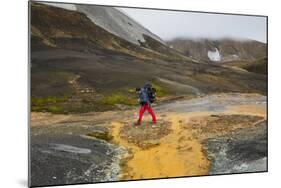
[139,87,150,104]
[143,84,156,103]
[147,87,157,103]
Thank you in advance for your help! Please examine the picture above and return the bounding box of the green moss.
[47,105,64,113]
[31,106,42,111]
[32,95,69,105]
[128,88,135,93]
[31,104,65,113]
[151,82,169,97]
[31,95,70,113]
[99,93,138,106]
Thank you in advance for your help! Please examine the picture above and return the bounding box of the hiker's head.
[144,83,152,88]
[136,87,140,92]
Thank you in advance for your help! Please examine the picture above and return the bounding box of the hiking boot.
[134,121,141,126]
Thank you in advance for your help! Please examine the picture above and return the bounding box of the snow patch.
[208,48,221,62]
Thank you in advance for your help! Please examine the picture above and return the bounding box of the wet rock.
[30,124,125,187]
[203,121,267,174]
[86,130,113,141]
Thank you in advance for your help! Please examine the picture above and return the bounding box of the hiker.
[135,83,157,125]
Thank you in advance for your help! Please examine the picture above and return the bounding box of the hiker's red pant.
[138,104,157,124]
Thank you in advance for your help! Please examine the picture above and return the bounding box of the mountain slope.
[76,5,165,45]
[31,3,188,60]
[167,38,267,63]
[41,2,165,45]
[222,57,267,75]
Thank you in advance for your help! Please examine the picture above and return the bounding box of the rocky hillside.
[222,57,268,75]
[31,3,187,61]
[30,2,267,114]
[41,2,165,45]
[76,5,165,45]
[167,38,267,63]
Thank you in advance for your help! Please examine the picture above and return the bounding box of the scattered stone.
[86,130,113,141]
[119,119,172,148]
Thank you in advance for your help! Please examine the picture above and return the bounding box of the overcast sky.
[118,7,267,43]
